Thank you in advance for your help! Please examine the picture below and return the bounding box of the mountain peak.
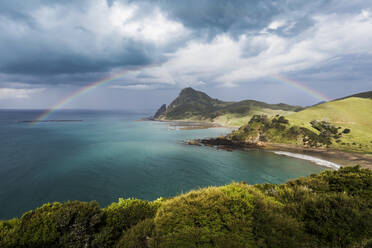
[153,88,302,123]
[179,87,198,96]
[173,87,215,105]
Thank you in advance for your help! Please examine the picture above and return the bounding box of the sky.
[0,0,371,110]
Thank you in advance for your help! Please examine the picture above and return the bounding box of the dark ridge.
[334,90,372,101]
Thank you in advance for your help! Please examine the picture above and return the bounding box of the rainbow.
[33,66,149,124]
[272,74,331,102]
[34,70,331,123]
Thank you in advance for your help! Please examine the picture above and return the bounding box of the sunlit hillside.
[287,96,372,152]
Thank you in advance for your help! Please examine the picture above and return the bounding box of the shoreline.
[272,151,340,169]
[188,138,372,169]
[263,143,372,169]
[145,119,372,169]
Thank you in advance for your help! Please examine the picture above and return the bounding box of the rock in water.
[153,104,166,119]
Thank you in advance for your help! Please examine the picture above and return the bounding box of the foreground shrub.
[1,166,371,248]
[249,188,306,247]
[0,199,160,248]
[7,201,103,248]
[116,218,154,248]
[151,184,255,248]
[0,219,18,247]
[301,193,372,247]
[93,198,161,248]
[256,166,372,247]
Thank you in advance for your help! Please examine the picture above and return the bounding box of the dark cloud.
[0,0,371,108]
[0,0,163,79]
[156,0,280,37]
[289,54,372,83]
[0,40,155,75]
[0,0,369,79]
[125,0,340,38]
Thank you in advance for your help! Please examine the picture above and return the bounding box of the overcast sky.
[0,0,371,110]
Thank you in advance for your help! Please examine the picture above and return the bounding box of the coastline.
[263,143,372,169]
[146,119,372,169]
[188,138,372,169]
[272,151,340,169]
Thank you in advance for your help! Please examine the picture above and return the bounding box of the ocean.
[0,109,324,219]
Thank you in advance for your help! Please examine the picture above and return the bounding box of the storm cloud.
[0,0,371,108]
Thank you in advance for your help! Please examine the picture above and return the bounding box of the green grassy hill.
[1,166,371,248]
[227,92,372,153]
[286,96,372,152]
[157,88,302,126]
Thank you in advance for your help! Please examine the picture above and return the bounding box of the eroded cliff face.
[153,104,166,119]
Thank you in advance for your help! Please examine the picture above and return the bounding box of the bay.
[0,110,324,219]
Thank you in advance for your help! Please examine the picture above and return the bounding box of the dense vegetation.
[1,166,371,247]
[156,87,302,126]
[227,114,355,150]
[286,96,372,153]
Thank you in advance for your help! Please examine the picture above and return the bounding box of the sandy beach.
[263,143,372,169]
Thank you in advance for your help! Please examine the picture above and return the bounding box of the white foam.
[273,151,340,169]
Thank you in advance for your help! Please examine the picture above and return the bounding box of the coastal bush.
[277,116,289,124]
[249,188,306,247]
[151,184,255,248]
[6,201,104,248]
[104,198,158,233]
[343,128,351,134]
[271,116,289,129]
[300,192,372,247]
[93,198,161,248]
[263,166,372,247]
[310,120,344,143]
[0,219,18,247]
[116,218,154,248]
[1,166,371,248]
[249,114,269,125]
[292,166,372,196]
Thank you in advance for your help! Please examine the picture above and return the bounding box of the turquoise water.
[0,110,324,219]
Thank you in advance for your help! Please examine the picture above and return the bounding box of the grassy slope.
[213,108,294,127]
[286,97,372,153]
[226,96,372,153]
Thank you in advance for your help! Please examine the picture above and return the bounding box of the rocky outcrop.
[188,137,263,151]
[153,104,166,119]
